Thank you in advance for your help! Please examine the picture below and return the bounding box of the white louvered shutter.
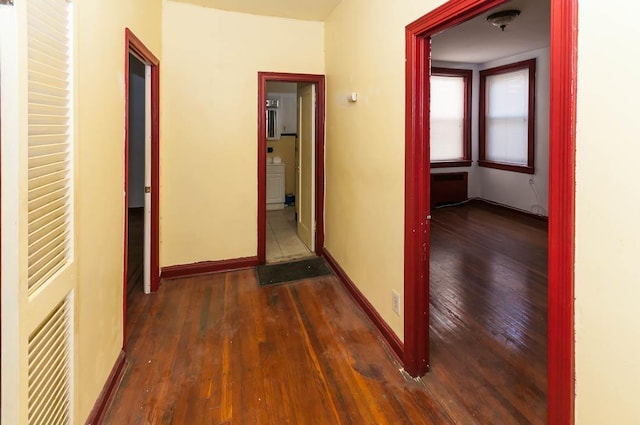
[27,0,73,294]
[27,295,74,425]
[2,0,76,423]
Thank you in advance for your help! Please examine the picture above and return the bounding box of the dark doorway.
[126,53,146,305]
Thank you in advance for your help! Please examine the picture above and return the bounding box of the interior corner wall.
[477,47,550,215]
[160,1,324,267]
[75,0,162,422]
[575,1,640,423]
[323,0,446,341]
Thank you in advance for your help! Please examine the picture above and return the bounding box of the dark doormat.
[257,257,332,286]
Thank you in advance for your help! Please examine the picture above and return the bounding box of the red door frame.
[404,1,577,424]
[257,72,325,264]
[123,29,161,342]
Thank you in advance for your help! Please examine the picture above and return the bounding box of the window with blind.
[479,59,536,174]
[430,67,472,167]
[27,0,74,294]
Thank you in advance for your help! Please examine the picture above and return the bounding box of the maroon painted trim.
[407,1,577,424]
[257,72,326,264]
[406,0,506,35]
[477,159,535,174]
[547,0,577,423]
[123,29,161,344]
[404,26,431,377]
[160,256,259,280]
[430,67,472,163]
[84,350,126,425]
[431,160,472,168]
[479,59,536,173]
[322,249,404,360]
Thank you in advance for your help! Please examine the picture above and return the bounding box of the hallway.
[104,203,547,424]
[105,270,452,424]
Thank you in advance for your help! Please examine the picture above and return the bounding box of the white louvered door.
[1,0,76,423]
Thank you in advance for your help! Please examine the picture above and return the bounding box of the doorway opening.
[264,81,315,263]
[258,73,325,265]
[123,29,160,343]
[423,0,550,422]
[404,0,577,424]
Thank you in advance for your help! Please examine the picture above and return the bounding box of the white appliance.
[266,163,285,210]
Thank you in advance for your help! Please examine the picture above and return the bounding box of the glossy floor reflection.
[425,201,547,423]
[106,201,547,424]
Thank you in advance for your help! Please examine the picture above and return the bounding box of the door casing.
[123,29,160,343]
[404,1,577,424]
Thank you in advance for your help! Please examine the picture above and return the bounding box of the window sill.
[478,160,534,174]
[431,160,472,168]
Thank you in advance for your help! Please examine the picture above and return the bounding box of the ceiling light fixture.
[487,9,521,32]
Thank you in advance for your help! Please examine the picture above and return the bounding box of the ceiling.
[171,0,342,21]
[432,0,550,64]
[171,0,548,62]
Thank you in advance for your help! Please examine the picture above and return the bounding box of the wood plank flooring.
[425,202,547,424]
[105,202,547,424]
[125,207,148,346]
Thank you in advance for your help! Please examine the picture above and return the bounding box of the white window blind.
[485,68,529,165]
[27,0,73,294]
[430,75,465,161]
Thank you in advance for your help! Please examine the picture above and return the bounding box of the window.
[479,59,536,173]
[430,67,472,167]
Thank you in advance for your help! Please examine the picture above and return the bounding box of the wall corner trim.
[322,249,404,361]
[84,350,127,425]
[160,256,260,280]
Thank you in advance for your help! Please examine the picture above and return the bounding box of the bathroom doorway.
[258,73,326,264]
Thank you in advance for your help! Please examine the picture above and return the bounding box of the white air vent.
[26,0,73,294]
[27,294,73,425]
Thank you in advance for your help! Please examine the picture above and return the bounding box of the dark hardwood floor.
[425,202,547,424]
[126,207,146,340]
[105,202,547,424]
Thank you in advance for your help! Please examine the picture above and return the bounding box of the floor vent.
[431,172,468,207]
[27,294,73,425]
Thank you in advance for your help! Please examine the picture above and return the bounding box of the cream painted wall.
[161,1,324,266]
[575,1,640,423]
[324,0,445,340]
[75,0,162,422]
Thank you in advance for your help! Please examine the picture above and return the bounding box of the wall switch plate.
[392,290,401,316]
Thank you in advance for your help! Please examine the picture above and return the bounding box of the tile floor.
[266,206,313,263]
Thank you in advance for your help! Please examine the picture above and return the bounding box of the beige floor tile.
[266,207,311,263]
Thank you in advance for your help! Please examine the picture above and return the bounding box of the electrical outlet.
[529,177,535,185]
[392,290,401,316]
